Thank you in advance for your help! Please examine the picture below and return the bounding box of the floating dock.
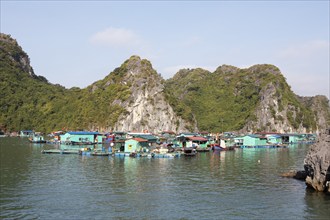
[41,149,79,154]
[240,145,287,149]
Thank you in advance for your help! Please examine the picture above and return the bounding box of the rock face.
[244,82,303,133]
[304,128,330,193]
[298,95,330,134]
[0,33,35,77]
[243,79,318,133]
[111,56,197,133]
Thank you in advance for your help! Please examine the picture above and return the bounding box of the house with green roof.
[234,134,267,147]
[60,131,103,144]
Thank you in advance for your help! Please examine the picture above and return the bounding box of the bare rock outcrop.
[304,128,330,193]
[112,56,197,133]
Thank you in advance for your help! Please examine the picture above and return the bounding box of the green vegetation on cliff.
[0,33,328,133]
[165,64,319,132]
[0,34,129,133]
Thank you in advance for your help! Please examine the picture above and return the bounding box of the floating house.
[234,134,268,147]
[29,132,46,143]
[174,133,209,148]
[109,132,127,151]
[266,134,282,145]
[280,134,305,144]
[124,138,149,153]
[60,131,103,145]
[128,133,158,146]
[186,136,209,148]
[20,130,34,137]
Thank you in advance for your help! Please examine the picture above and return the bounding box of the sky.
[1,1,329,98]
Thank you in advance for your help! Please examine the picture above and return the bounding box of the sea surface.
[0,137,329,219]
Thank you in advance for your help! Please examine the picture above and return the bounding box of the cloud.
[90,27,141,47]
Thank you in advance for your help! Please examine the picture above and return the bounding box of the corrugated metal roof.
[67,131,100,135]
[131,138,148,142]
[186,136,208,141]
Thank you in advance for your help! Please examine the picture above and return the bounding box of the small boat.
[91,151,110,156]
[211,139,236,151]
[211,144,225,151]
[150,152,181,158]
[183,147,197,156]
[29,133,46,143]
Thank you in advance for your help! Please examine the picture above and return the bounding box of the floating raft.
[41,149,79,154]
[114,152,131,157]
[91,151,111,156]
[113,152,181,158]
[151,153,181,158]
[240,145,287,149]
[79,150,111,156]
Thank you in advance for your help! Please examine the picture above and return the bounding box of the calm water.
[0,138,329,219]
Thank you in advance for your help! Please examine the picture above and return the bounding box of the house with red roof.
[185,136,208,148]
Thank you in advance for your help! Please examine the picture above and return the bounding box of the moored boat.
[211,144,225,151]
[183,147,197,156]
[29,132,46,143]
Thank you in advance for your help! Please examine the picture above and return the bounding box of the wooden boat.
[211,139,236,151]
[211,144,225,151]
[183,147,197,156]
[150,152,181,158]
[91,151,110,156]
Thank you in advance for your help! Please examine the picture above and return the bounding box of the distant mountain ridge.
[1,33,329,133]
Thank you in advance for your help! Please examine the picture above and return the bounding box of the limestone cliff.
[90,56,197,133]
[298,96,330,134]
[241,65,326,133]
[304,129,330,193]
[0,33,44,81]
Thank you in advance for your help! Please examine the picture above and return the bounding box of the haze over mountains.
[1,33,329,134]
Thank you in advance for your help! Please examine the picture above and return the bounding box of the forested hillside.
[1,33,329,134]
[165,65,329,133]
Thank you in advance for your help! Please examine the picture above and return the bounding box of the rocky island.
[304,128,330,193]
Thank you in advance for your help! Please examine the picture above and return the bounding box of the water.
[1,138,329,219]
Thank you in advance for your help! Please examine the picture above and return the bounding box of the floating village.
[10,129,317,158]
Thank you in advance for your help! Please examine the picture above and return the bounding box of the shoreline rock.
[280,170,307,180]
[303,128,330,193]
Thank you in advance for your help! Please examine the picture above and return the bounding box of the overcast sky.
[1,1,329,98]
